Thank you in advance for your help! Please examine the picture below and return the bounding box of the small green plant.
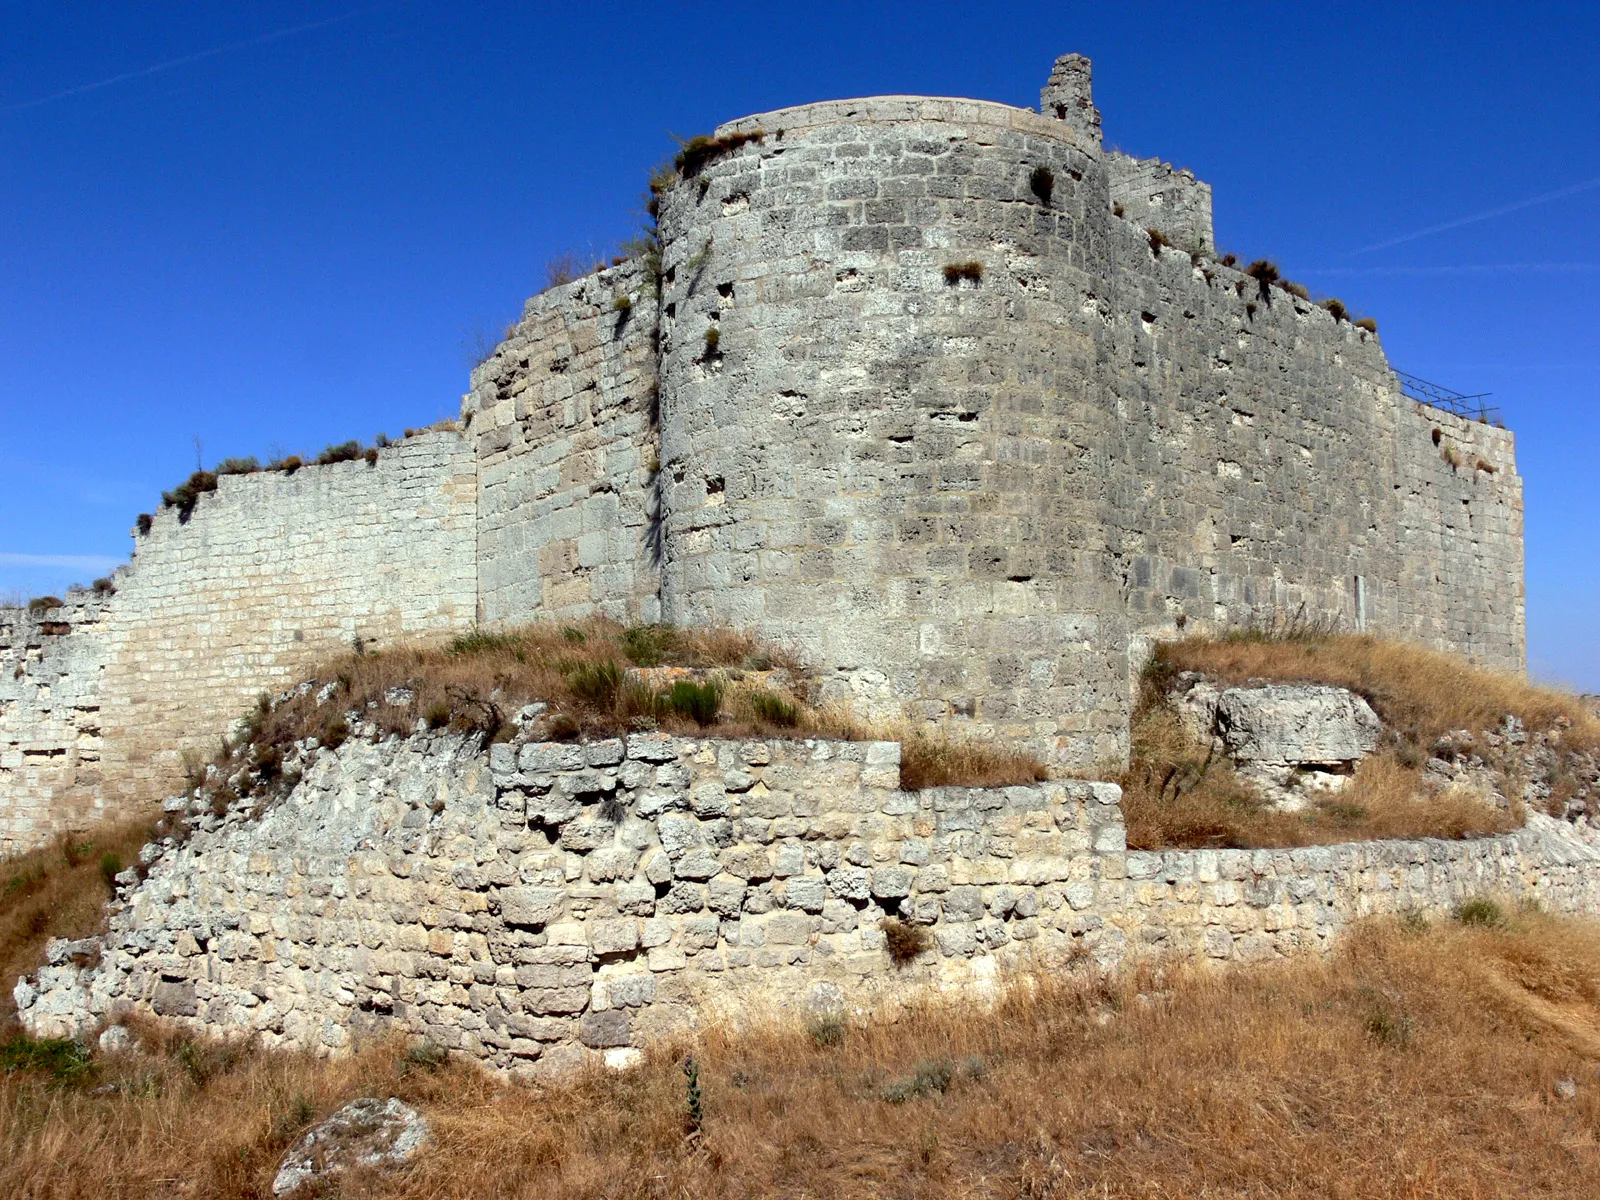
[622,624,679,667]
[702,326,721,358]
[661,679,723,726]
[1147,227,1171,255]
[1454,896,1505,928]
[448,628,522,656]
[882,916,932,966]
[1354,316,1378,334]
[561,625,588,644]
[0,1034,93,1082]
[425,700,453,729]
[749,689,799,727]
[1320,297,1349,322]
[99,852,122,891]
[1397,908,1430,935]
[215,456,260,475]
[567,659,623,708]
[881,1058,956,1103]
[942,261,983,285]
[807,1014,846,1047]
[1028,165,1054,204]
[612,294,633,314]
[1281,279,1311,301]
[682,1054,704,1136]
[400,1039,448,1073]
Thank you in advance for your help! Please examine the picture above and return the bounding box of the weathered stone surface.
[272,1097,428,1196]
[0,51,1525,856]
[1216,686,1381,769]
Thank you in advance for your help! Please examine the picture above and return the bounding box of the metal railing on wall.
[1394,369,1503,425]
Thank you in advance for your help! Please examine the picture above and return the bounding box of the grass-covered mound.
[3,908,1598,1197]
[175,618,1045,833]
[1123,630,1599,849]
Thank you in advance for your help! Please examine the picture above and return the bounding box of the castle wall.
[654,99,1133,767]
[91,431,476,821]
[468,260,662,626]
[1392,407,1524,667]
[21,731,1600,1070]
[0,594,111,853]
[1096,216,1525,670]
[1107,153,1214,253]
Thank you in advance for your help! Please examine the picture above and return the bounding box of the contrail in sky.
[1308,263,1600,277]
[4,6,382,113]
[1348,176,1600,255]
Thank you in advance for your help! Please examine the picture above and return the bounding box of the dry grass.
[5,912,1600,1197]
[1120,631,1597,850]
[1154,632,1599,752]
[1,819,153,1035]
[185,619,1047,811]
[1121,701,1520,849]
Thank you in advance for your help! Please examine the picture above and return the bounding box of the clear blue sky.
[3,1,1595,688]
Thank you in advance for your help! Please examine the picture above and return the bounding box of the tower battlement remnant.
[0,53,1524,853]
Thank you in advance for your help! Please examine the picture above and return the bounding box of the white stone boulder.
[272,1096,428,1196]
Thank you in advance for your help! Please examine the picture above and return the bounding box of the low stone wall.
[16,732,1121,1076]
[1102,821,1600,962]
[18,731,1600,1074]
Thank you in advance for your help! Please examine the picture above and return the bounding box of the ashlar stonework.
[2,51,1525,852]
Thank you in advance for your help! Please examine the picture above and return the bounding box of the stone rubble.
[272,1096,428,1196]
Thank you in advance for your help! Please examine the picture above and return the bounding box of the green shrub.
[425,701,452,729]
[881,1058,956,1103]
[612,294,633,313]
[0,1034,93,1082]
[622,624,679,667]
[749,689,799,727]
[807,1014,846,1047]
[215,456,260,475]
[99,852,122,891]
[1454,897,1505,928]
[661,679,722,725]
[448,628,522,656]
[567,659,623,708]
[702,326,721,358]
[1320,297,1349,322]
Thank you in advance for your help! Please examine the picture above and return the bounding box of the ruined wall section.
[467,259,661,627]
[21,732,1600,1070]
[1106,152,1214,254]
[93,431,477,816]
[655,99,1131,767]
[1392,407,1524,668]
[0,594,111,853]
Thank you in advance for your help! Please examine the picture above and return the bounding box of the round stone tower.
[652,64,1132,766]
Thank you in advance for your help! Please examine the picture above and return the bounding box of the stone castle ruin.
[2,53,1524,856]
